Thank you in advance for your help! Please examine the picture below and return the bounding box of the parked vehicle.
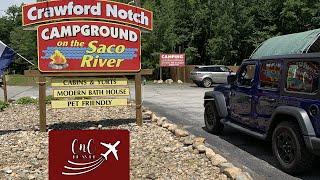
[190,65,235,87]
[204,53,320,174]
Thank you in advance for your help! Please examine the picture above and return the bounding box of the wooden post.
[135,72,142,126]
[183,66,186,82]
[2,75,7,103]
[159,67,162,80]
[38,75,47,132]
[177,46,182,82]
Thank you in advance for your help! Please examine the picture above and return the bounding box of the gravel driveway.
[141,83,320,180]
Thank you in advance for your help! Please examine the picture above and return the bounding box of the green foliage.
[0,100,9,111]
[16,97,38,105]
[7,75,38,86]
[1,1,320,74]
[45,95,55,104]
[140,0,320,66]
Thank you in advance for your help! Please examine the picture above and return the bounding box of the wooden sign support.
[25,69,153,132]
[2,75,8,103]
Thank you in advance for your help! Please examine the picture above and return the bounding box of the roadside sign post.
[160,54,186,81]
[2,75,8,103]
[38,75,46,132]
[22,0,153,132]
[135,72,142,126]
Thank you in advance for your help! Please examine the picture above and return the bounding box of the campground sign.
[22,0,153,131]
[37,21,141,72]
[160,54,185,67]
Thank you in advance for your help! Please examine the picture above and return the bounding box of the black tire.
[202,78,213,88]
[272,121,314,174]
[204,101,224,134]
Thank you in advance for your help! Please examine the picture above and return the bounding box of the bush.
[46,95,54,104]
[0,100,9,111]
[16,97,38,104]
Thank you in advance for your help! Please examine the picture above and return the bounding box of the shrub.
[0,100,9,111]
[46,95,55,104]
[16,97,38,104]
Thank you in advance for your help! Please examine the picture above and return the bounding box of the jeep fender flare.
[270,106,315,136]
[204,91,228,118]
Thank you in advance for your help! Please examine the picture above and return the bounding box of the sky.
[0,0,35,16]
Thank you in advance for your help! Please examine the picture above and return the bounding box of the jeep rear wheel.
[204,101,224,134]
[272,121,314,174]
[202,78,212,88]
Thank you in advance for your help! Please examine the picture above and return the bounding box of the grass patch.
[7,75,51,86]
[0,100,9,111]
[16,97,38,104]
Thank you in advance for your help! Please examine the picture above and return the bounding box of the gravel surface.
[0,104,226,179]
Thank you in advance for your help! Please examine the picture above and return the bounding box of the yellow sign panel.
[51,78,128,87]
[53,88,130,98]
[51,99,127,109]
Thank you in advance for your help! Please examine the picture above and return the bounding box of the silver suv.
[190,65,235,87]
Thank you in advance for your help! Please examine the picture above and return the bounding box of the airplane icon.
[100,141,120,161]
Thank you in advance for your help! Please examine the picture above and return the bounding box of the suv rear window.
[286,61,320,94]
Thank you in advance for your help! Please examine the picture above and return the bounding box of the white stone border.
[143,110,253,180]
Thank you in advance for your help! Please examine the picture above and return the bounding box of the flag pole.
[15,52,36,66]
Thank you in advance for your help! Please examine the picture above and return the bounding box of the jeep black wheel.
[272,121,314,174]
[204,101,224,134]
[202,78,212,88]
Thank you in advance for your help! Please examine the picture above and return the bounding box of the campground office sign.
[22,1,153,110]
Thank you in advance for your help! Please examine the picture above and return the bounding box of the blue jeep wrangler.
[204,53,320,173]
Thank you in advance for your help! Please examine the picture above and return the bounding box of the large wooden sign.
[22,0,153,30]
[22,0,153,130]
[37,21,141,72]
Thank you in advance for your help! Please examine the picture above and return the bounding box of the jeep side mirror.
[227,74,236,85]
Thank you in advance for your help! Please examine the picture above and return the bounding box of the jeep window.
[286,61,320,94]
[259,61,281,90]
[237,64,256,87]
